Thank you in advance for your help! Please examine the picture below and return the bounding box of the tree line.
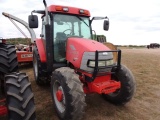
[6,38,31,45]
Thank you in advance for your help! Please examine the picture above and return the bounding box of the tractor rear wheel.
[33,46,49,85]
[102,65,136,105]
[5,72,36,120]
[51,67,86,120]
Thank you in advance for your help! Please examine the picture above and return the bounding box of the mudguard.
[35,39,46,62]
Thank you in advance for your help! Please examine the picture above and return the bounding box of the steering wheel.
[63,29,72,36]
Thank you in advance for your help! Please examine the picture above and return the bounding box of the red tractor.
[28,0,136,119]
[0,37,36,120]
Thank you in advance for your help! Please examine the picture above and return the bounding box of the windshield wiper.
[76,16,89,27]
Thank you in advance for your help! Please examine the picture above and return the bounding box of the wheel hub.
[53,81,65,113]
[56,90,63,102]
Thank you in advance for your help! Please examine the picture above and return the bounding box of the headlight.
[88,61,96,67]
[106,60,114,66]
[88,60,113,67]
[98,61,106,67]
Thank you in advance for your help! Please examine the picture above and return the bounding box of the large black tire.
[51,67,86,120]
[0,43,18,73]
[5,72,36,120]
[33,46,49,85]
[0,43,18,97]
[102,65,136,105]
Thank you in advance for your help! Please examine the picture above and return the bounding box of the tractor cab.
[29,5,110,71]
[51,13,92,62]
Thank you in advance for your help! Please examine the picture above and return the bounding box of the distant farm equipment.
[147,43,160,49]
[16,43,33,63]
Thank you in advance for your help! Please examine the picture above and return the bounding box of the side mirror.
[28,15,38,28]
[103,20,109,31]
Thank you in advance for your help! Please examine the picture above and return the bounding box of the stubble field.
[19,48,160,120]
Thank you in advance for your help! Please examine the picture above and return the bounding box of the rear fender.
[35,39,46,62]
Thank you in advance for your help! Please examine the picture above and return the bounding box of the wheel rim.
[33,54,38,79]
[53,80,65,113]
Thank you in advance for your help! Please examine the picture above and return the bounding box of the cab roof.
[48,5,90,17]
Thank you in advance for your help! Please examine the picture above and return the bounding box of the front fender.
[35,39,46,62]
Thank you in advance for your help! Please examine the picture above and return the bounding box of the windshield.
[53,14,91,62]
[53,14,91,40]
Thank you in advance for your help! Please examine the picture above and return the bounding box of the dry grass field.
[2,48,160,120]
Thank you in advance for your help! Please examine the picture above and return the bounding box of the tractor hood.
[67,38,110,51]
[66,37,111,68]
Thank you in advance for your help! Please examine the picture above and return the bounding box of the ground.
[2,48,160,120]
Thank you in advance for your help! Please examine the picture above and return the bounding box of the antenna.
[43,0,47,7]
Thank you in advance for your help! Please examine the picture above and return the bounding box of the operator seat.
[55,32,67,61]
[56,32,67,43]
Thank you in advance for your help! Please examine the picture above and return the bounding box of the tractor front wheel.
[51,67,86,120]
[33,46,49,85]
[102,65,136,105]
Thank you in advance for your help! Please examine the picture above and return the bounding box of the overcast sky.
[0,0,160,45]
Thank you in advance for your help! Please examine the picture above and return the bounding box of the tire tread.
[52,67,86,120]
